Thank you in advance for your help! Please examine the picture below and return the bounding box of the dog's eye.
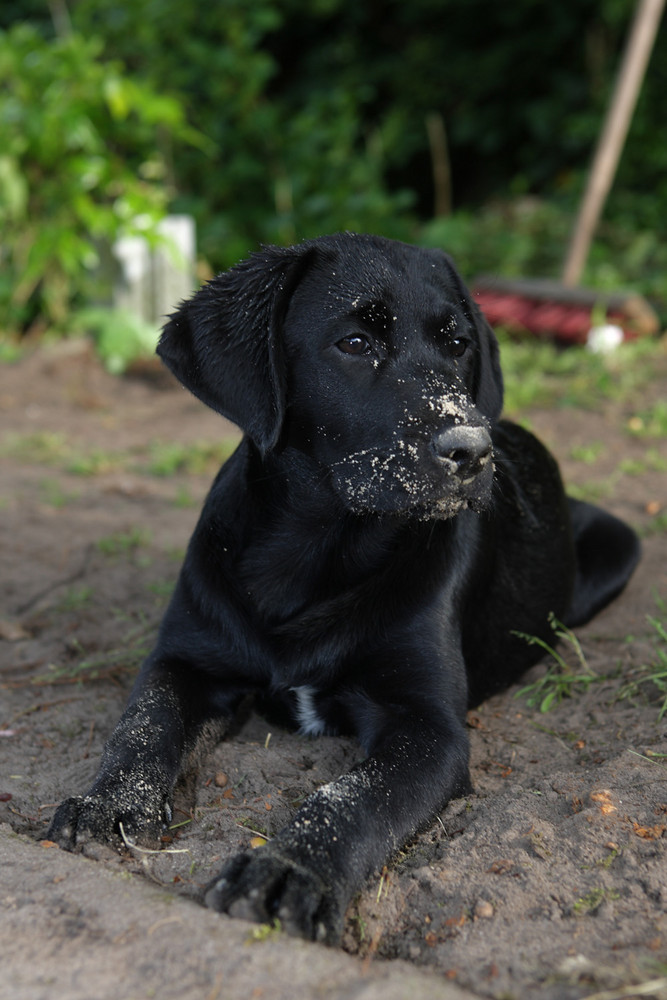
[336,335,372,356]
[449,337,469,358]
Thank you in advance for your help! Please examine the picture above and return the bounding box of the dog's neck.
[236,442,438,625]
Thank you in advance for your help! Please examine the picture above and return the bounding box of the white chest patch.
[291,684,326,736]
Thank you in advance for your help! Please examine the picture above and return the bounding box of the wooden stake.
[562,0,665,287]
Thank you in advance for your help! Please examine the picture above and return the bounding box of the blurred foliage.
[421,200,573,282]
[0,0,666,339]
[422,198,667,303]
[71,307,161,373]
[0,22,200,332]
[61,0,416,267]
[496,330,666,414]
[61,0,667,269]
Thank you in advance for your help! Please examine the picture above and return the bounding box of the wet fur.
[48,234,640,943]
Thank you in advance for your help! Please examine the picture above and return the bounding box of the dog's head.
[158,233,503,519]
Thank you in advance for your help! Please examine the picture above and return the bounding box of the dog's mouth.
[329,429,494,520]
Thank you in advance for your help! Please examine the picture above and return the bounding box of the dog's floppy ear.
[439,253,504,421]
[469,299,504,421]
[157,244,311,453]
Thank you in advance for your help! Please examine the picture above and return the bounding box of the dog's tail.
[564,497,641,628]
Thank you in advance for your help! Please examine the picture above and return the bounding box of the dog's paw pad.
[204,849,343,944]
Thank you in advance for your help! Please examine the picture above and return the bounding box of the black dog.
[49,233,640,942]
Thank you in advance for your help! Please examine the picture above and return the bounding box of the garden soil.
[1,340,666,1000]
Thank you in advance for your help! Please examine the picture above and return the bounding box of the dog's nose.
[432,425,492,479]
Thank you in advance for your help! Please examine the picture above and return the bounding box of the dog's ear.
[469,300,504,421]
[157,244,311,453]
[439,253,504,421]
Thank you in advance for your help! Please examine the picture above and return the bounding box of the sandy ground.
[1,340,666,1000]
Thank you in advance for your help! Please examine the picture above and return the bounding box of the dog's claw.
[47,795,82,850]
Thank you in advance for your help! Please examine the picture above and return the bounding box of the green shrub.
[0,24,196,333]
[420,198,667,313]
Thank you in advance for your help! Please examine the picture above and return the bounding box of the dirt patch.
[1,340,666,1000]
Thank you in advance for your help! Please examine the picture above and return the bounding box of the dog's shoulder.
[492,419,565,503]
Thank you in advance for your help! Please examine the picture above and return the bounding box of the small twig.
[434,815,448,837]
[147,916,185,937]
[583,977,667,1000]
[627,749,667,768]
[168,818,193,831]
[14,545,94,616]
[205,972,224,1000]
[137,865,172,887]
[47,0,73,38]
[527,721,572,752]
[1,696,83,730]
[118,821,190,855]
[235,822,271,841]
[9,805,39,823]
[0,659,46,675]
[375,867,389,903]
[360,924,384,975]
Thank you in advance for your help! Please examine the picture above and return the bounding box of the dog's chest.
[236,511,391,626]
[239,544,333,626]
[290,684,327,735]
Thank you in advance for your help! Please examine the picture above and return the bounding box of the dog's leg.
[47,656,233,850]
[205,713,471,943]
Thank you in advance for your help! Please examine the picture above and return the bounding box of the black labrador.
[48,233,640,943]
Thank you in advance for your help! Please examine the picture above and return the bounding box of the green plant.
[0,339,23,363]
[238,817,268,837]
[514,615,602,712]
[618,449,667,477]
[72,307,161,374]
[56,586,94,612]
[0,24,196,333]
[147,580,175,599]
[493,331,665,416]
[69,0,416,270]
[0,430,136,476]
[173,486,196,508]
[38,618,153,684]
[421,195,667,309]
[39,478,79,508]
[67,448,129,476]
[146,440,239,477]
[64,0,667,292]
[565,478,617,504]
[96,527,151,557]
[351,912,367,944]
[569,442,604,465]
[1,431,69,464]
[573,887,619,915]
[642,510,667,538]
[421,200,572,284]
[246,919,282,943]
[618,597,667,719]
[626,400,667,439]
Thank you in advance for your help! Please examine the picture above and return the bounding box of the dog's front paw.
[47,787,172,852]
[204,848,345,944]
